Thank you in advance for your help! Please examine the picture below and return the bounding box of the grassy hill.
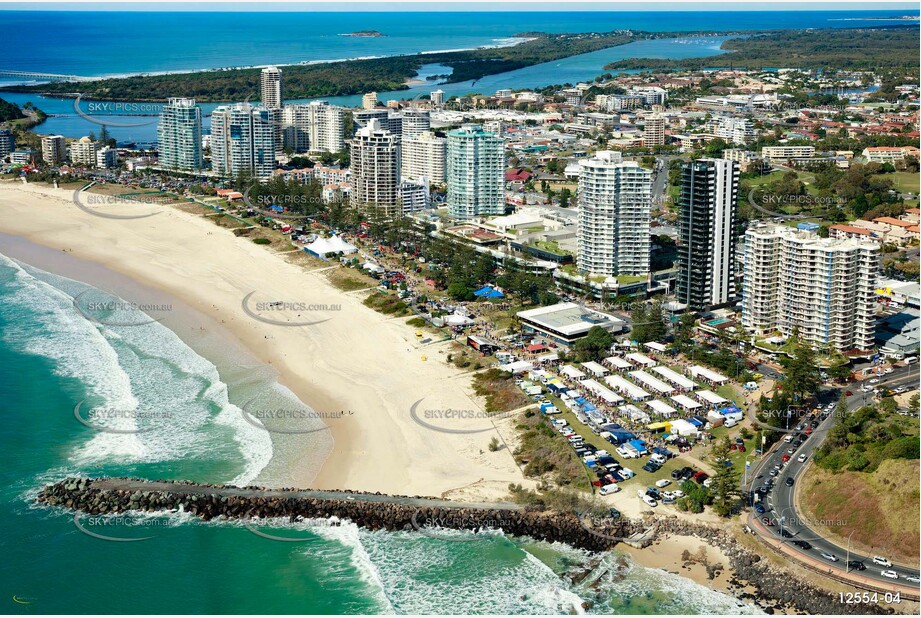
[801,459,920,563]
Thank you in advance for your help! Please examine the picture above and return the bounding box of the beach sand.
[0,180,532,501]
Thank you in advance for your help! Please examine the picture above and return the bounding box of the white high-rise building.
[260,67,283,152]
[96,146,118,168]
[677,158,739,311]
[281,104,311,153]
[69,136,98,166]
[401,131,446,184]
[41,135,66,164]
[714,116,757,145]
[431,90,445,107]
[210,103,276,179]
[260,66,283,109]
[742,224,879,352]
[350,119,401,219]
[400,109,431,136]
[157,98,203,172]
[281,101,346,153]
[577,152,653,277]
[644,115,665,148]
[446,124,505,220]
[308,101,346,153]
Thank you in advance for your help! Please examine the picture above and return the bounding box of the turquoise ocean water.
[0,248,767,614]
[0,9,917,143]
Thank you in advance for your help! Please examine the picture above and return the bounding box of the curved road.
[746,373,920,589]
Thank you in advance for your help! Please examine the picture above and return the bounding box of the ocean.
[0,246,766,614]
[0,9,917,143]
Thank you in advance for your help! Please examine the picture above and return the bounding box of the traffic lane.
[753,515,920,588]
[767,443,921,582]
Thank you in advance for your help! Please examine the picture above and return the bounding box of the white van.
[600,484,620,496]
[905,356,918,365]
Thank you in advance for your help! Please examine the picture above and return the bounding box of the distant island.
[341,30,385,37]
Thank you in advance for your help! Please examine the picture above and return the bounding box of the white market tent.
[671,394,703,411]
[696,389,729,406]
[688,365,730,384]
[305,235,357,257]
[670,418,700,436]
[560,365,587,380]
[604,356,632,371]
[605,374,651,401]
[625,352,657,368]
[581,361,609,377]
[362,262,385,274]
[581,379,624,404]
[536,353,559,363]
[647,399,677,417]
[620,404,649,423]
[500,360,534,375]
[652,366,697,390]
[629,370,675,395]
[644,342,668,353]
[444,314,473,326]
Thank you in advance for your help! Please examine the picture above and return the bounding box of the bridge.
[0,69,89,82]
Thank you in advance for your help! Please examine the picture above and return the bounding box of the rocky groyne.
[38,478,902,615]
[37,477,632,552]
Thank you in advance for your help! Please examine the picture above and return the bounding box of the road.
[747,380,920,588]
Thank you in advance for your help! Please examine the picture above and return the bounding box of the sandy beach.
[0,180,532,501]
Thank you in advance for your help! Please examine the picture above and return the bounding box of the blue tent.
[582,402,598,413]
[574,397,588,405]
[687,417,704,427]
[628,439,648,454]
[474,286,505,299]
[269,204,284,212]
[720,406,742,415]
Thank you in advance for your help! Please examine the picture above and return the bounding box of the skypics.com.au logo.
[71,187,174,220]
[239,400,353,435]
[73,94,162,128]
[72,288,172,327]
[408,398,521,435]
[240,291,339,327]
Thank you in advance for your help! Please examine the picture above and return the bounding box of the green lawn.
[889,171,920,194]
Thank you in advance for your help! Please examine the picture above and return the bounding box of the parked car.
[642,494,658,507]
[692,471,709,484]
[600,484,620,496]
[655,479,671,488]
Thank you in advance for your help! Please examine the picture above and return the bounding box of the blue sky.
[3,1,919,12]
